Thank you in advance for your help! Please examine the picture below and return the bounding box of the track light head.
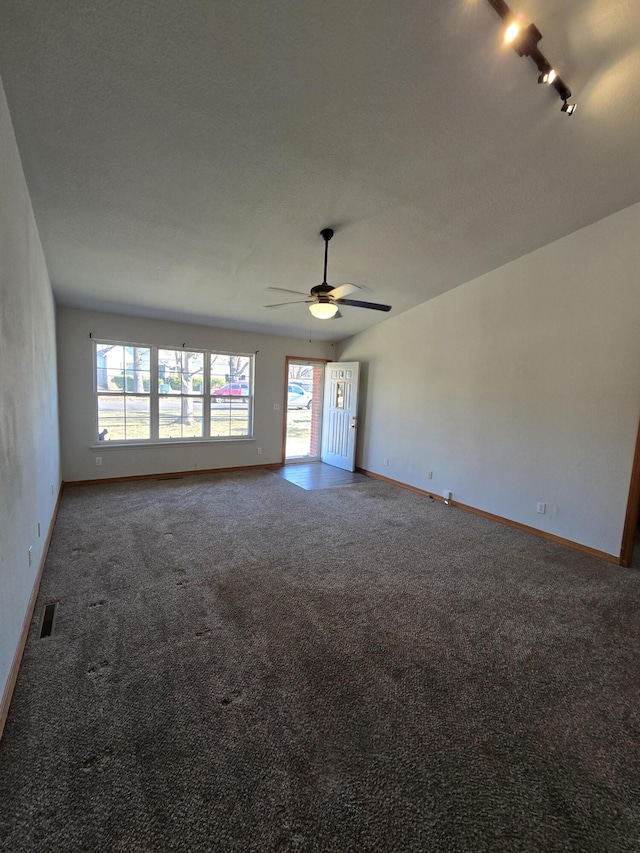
[504,22,521,43]
[561,100,577,115]
[554,80,572,102]
[538,68,556,85]
[505,22,542,57]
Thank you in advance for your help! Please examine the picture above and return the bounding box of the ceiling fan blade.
[266,287,311,297]
[328,282,361,300]
[264,300,312,308]
[336,298,392,312]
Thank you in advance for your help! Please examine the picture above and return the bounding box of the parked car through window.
[287,383,313,409]
[212,382,250,400]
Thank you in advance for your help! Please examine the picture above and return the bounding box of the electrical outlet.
[95,456,102,466]
[537,502,546,514]
[28,546,33,567]
[274,403,280,411]
[383,458,389,467]
[428,471,433,479]
[257,447,262,455]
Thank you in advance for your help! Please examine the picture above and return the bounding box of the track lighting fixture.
[486,0,576,114]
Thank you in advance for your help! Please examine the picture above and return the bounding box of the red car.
[212,382,249,401]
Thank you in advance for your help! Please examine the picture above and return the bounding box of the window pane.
[158,349,179,394]
[96,345,123,391]
[97,395,150,441]
[210,354,251,389]
[210,353,230,387]
[159,397,203,439]
[125,346,151,394]
[125,396,150,439]
[159,349,204,395]
[96,345,150,394]
[181,352,203,394]
[210,398,250,437]
[98,394,125,440]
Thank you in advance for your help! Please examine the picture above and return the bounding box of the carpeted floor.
[1,469,639,852]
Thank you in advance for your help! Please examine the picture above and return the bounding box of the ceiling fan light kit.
[309,301,339,319]
[265,227,392,320]
[486,0,576,114]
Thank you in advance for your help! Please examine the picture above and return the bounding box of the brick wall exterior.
[309,365,324,457]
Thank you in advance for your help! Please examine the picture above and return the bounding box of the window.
[210,353,252,438]
[158,349,204,439]
[96,344,151,441]
[95,341,254,443]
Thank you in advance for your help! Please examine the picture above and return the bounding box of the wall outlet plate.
[537,502,546,514]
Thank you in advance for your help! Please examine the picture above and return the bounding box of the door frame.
[620,415,640,567]
[281,356,329,463]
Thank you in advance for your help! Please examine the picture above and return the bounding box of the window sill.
[91,438,255,449]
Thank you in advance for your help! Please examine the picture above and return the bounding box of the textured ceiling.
[1,0,639,342]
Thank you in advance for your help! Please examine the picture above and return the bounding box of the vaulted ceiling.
[1,0,639,341]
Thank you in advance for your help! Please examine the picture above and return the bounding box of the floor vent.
[40,602,59,638]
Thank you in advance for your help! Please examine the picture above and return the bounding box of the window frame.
[94,341,152,443]
[209,353,254,440]
[94,339,255,445]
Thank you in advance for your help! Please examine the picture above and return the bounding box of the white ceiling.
[1,0,639,342]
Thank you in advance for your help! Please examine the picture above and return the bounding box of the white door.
[321,362,360,471]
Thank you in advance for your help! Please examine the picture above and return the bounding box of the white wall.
[338,203,640,558]
[0,78,60,704]
[57,307,333,481]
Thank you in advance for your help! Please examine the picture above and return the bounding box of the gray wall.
[0,78,60,703]
[57,307,333,481]
[338,203,640,558]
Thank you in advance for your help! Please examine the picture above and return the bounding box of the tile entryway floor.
[276,462,368,490]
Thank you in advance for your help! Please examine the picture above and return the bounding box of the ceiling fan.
[265,228,392,319]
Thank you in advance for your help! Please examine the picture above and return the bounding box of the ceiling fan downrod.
[313,228,335,299]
